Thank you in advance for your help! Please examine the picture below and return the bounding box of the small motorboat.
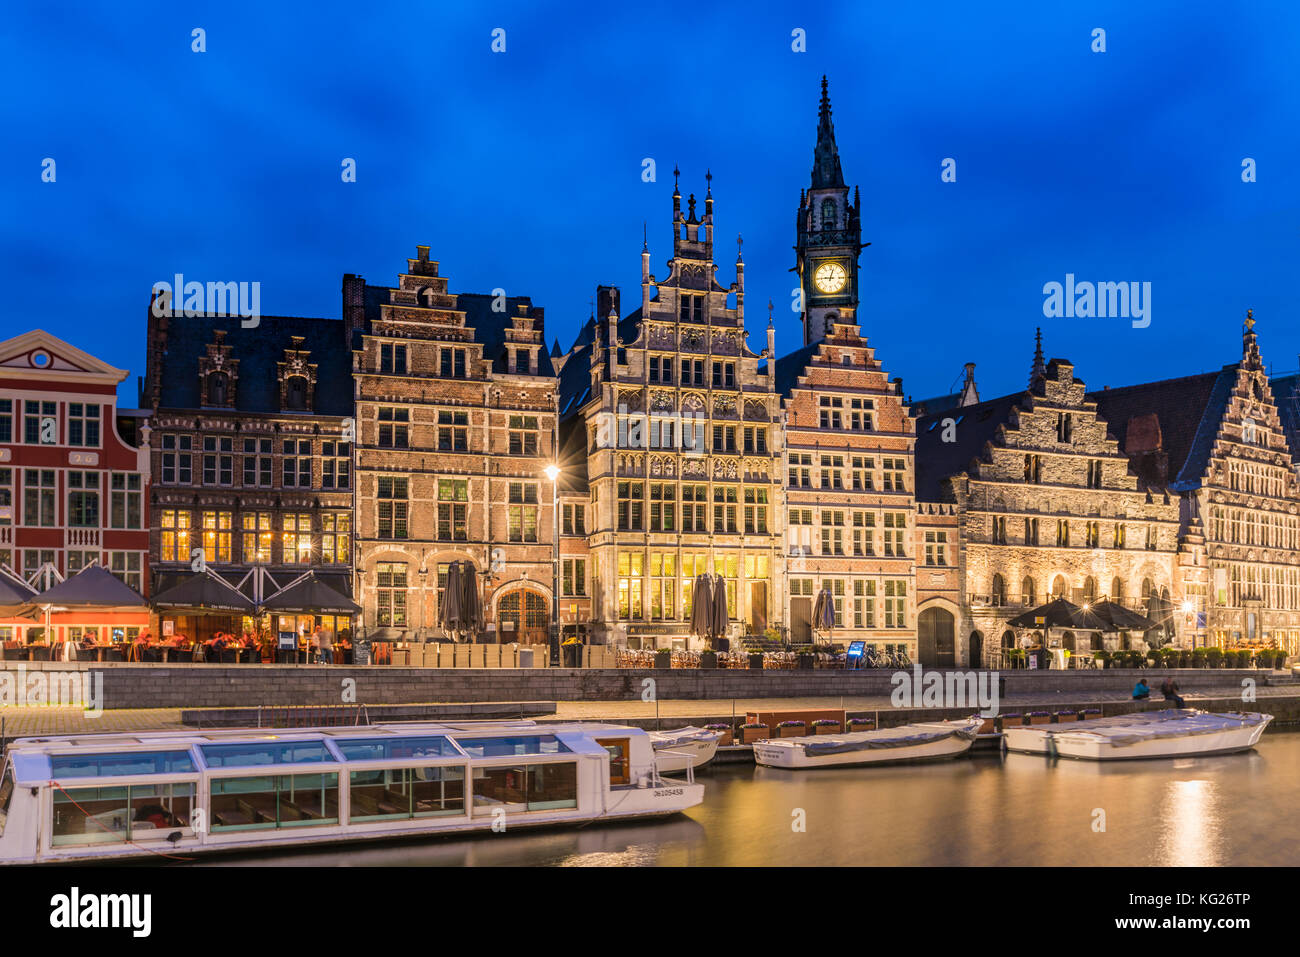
[1002,709,1273,761]
[751,717,984,769]
[648,726,723,771]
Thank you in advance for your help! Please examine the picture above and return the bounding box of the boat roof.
[4,720,648,786]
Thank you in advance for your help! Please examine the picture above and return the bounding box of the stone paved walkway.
[0,683,1289,738]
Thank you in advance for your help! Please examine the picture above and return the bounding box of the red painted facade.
[0,331,151,643]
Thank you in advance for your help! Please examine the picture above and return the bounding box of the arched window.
[1022,576,1036,607]
[991,574,1006,607]
[1083,576,1097,602]
[208,372,229,407]
[1051,575,1068,600]
[1141,578,1154,600]
[1111,577,1124,602]
[285,376,308,411]
[821,198,836,228]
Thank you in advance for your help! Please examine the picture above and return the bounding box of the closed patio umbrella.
[460,563,483,637]
[709,575,728,644]
[690,575,713,641]
[439,563,463,636]
[813,588,836,632]
[0,566,38,617]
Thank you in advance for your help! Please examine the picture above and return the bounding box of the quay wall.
[0,663,1281,710]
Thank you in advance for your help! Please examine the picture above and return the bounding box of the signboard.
[162,620,174,636]
[1027,655,1038,669]
[278,631,297,650]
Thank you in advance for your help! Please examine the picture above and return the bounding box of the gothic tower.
[795,76,864,345]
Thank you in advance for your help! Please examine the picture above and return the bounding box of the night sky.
[5,1,1299,407]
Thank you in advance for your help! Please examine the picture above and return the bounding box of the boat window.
[51,783,195,846]
[333,737,457,761]
[453,735,570,757]
[209,774,339,830]
[470,762,578,815]
[349,766,466,821]
[50,751,196,779]
[200,742,333,767]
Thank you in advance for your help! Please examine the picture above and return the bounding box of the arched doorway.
[918,607,956,667]
[497,588,548,645]
[969,630,983,668]
[1052,575,1068,600]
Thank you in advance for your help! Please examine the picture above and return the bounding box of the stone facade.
[347,249,561,645]
[559,175,783,648]
[918,351,1182,666]
[1096,316,1300,655]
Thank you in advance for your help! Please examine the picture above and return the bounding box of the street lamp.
[544,463,562,665]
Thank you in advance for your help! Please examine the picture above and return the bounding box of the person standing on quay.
[315,626,333,665]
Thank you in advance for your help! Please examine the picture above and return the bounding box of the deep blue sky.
[5,1,1299,407]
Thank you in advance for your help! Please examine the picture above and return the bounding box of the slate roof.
[773,341,821,400]
[154,314,353,416]
[1268,372,1300,464]
[909,391,963,417]
[1088,367,1236,491]
[914,390,1031,502]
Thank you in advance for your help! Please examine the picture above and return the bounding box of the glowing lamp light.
[1181,601,1195,613]
[543,464,561,482]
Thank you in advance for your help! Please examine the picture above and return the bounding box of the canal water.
[199,733,1300,867]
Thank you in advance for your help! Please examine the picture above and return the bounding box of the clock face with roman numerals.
[813,261,847,294]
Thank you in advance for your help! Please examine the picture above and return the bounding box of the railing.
[651,749,695,787]
[66,528,100,548]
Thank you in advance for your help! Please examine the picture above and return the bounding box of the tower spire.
[1029,326,1046,388]
[811,75,844,189]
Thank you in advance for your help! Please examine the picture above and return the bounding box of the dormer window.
[515,349,530,375]
[285,376,308,411]
[208,373,229,407]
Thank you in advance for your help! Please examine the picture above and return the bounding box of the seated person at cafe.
[1160,675,1185,708]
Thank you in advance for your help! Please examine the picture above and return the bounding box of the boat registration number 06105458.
[654,788,684,797]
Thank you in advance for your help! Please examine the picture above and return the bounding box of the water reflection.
[193,735,1296,867]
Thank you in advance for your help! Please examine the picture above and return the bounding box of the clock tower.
[795,76,864,346]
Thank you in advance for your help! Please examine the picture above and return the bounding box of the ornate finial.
[642,221,648,252]
[706,168,713,192]
[767,299,774,326]
[673,165,680,189]
[1029,326,1046,388]
[1245,308,1255,331]
[737,233,743,259]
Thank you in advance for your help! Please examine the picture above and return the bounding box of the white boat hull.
[752,718,983,769]
[651,736,720,771]
[1003,710,1272,761]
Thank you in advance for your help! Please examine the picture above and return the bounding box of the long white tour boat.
[1002,709,1272,761]
[751,717,983,769]
[0,720,704,864]
[648,727,723,771]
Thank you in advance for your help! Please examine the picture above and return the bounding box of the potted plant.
[1238,649,1253,668]
[1191,647,1209,669]
[1079,708,1102,721]
[748,651,765,670]
[1028,710,1052,725]
[741,722,769,744]
[700,650,718,669]
[705,723,732,746]
[998,713,1025,730]
[1127,650,1145,668]
[654,648,672,669]
[812,718,842,734]
[1206,646,1223,668]
[848,717,875,731]
[1093,649,1109,669]
[1147,647,1165,668]
[777,720,806,738]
